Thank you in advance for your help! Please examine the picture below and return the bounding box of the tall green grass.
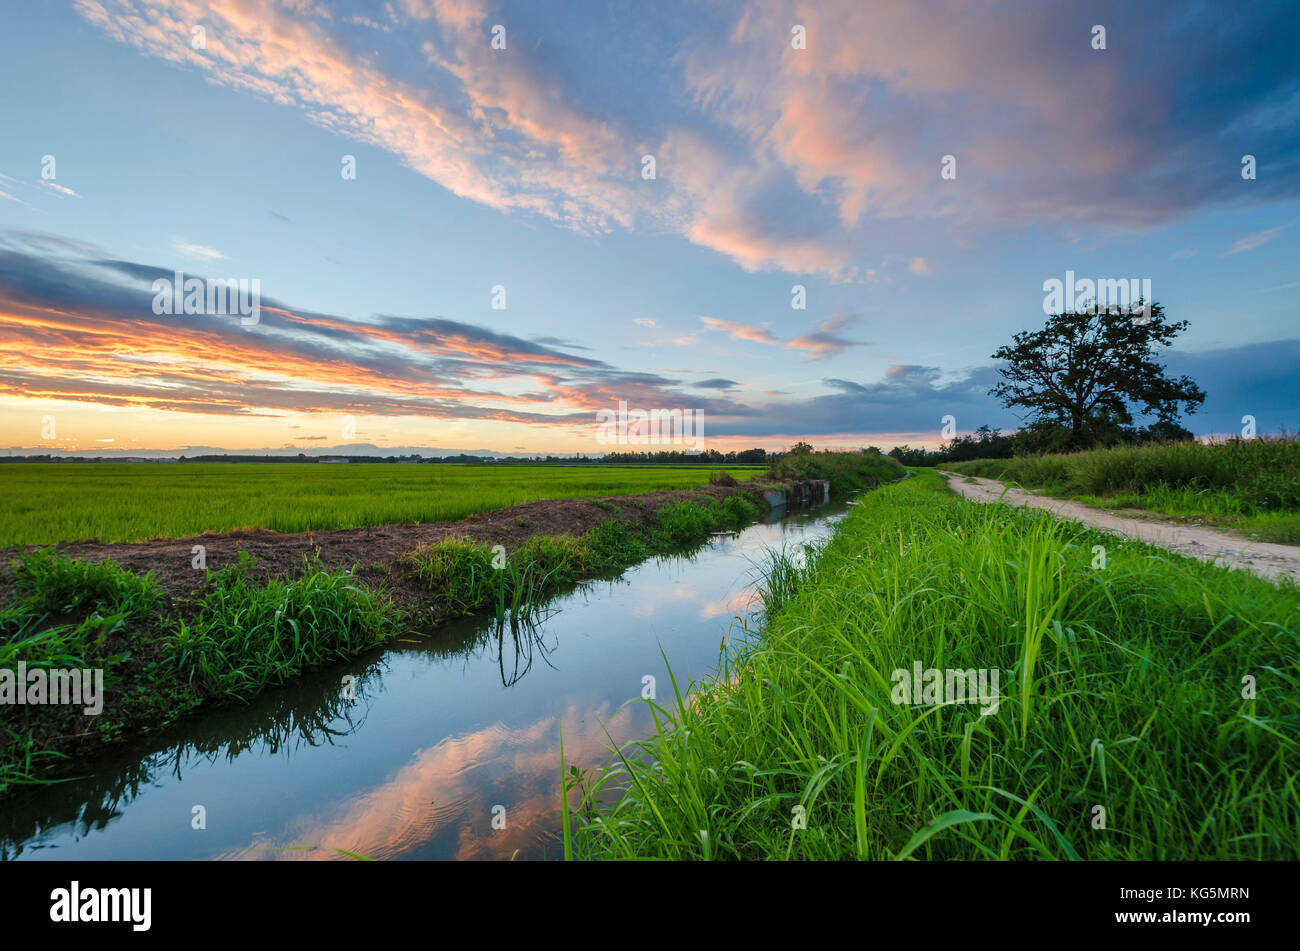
[946,439,1300,542]
[568,470,1300,860]
[168,553,402,699]
[651,496,756,548]
[1,549,161,670]
[0,551,172,792]
[8,548,161,618]
[406,497,760,620]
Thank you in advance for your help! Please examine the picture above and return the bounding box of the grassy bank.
[0,463,764,545]
[765,448,905,494]
[0,549,401,791]
[567,469,1300,860]
[404,496,760,621]
[945,438,1300,543]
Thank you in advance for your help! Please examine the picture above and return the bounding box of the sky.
[0,0,1297,456]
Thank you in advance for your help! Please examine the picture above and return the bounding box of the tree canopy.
[990,303,1205,450]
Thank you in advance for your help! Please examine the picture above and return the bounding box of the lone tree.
[991,303,1205,450]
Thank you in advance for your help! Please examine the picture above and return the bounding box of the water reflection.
[2,498,849,861]
[494,610,560,688]
[0,656,387,860]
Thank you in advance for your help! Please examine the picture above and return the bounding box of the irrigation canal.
[3,496,852,860]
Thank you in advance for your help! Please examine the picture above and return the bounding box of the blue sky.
[0,0,1296,454]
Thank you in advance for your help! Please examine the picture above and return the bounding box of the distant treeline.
[1,424,1205,468]
[882,420,1196,467]
[0,449,774,465]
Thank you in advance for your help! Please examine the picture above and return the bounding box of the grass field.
[0,463,763,546]
[567,469,1300,860]
[945,439,1300,543]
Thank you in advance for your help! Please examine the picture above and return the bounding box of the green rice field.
[0,463,763,545]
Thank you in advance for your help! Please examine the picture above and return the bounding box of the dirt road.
[942,471,1300,585]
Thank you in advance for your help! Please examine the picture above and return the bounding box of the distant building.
[318,456,350,464]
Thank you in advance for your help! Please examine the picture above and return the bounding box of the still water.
[2,500,849,861]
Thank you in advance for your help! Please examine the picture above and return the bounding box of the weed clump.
[168,553,401,699]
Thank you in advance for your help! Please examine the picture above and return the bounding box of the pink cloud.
[74,0,1240,282]
[698,316,779,345]
[787,314,865,361]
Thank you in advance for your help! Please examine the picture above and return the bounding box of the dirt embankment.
[943,471,1300,584]
[1,485,764,607]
